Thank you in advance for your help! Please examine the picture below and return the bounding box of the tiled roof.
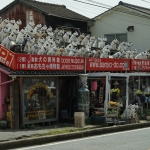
[0,0,90,21]
[118,1,150,15]
[0,64,84,76]
[93,1,150,19]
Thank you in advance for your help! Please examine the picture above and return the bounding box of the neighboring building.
[0,0,91,33]
[89,1,150,53]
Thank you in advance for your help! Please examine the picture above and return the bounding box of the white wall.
[90,10,150,54]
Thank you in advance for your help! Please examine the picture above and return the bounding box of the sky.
[1,0,150,18]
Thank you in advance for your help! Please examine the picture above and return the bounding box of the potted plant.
[110,88,120,95]
[144,92,150,97]
[135,90,143,97]
[143,108,150,120]
[110,88,120,101]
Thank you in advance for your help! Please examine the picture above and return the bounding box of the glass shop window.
[23,78,56,122]
[104,33,127,44]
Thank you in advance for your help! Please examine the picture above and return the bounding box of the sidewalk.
[0,124,100,142]
[0,120,149,150]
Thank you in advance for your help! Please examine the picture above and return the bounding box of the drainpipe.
[105,73,109,116]
[126,75,129,108]
[84,57,86,74]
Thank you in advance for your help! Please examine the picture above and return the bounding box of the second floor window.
[104,33,127,44]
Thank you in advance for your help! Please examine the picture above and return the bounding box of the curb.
[0,122,150,150]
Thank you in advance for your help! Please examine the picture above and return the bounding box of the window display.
[23,78,56,122]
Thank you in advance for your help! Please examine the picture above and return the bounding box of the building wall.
[0,3,88,34]
[0,72,10,119]
[90,10,150,54]
[0,3,45,29]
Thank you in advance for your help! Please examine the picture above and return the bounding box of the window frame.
[104,33,128,44]
[23,77,57,124]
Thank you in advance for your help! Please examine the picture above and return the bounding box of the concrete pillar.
[77,74,90,119]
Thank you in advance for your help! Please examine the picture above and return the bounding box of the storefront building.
[0,45,85,129]
[1,45,150,128]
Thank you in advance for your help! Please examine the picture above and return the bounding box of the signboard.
[0,45,15,70]
[86,58,130,71]
[15,54,85,71]
[131,59,150,71]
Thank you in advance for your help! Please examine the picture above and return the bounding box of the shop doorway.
[58,76,78,122]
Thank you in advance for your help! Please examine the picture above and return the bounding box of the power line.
[49,0,150,20]
[48,0,150,43]
[68,5,150,25]
[141,0,150,3]
[73,0,150,20]
[61,0,105,13]
[60,0,106,18]
[72,0,110,9]
[85,0,113,8]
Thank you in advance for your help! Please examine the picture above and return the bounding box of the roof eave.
[19,0,48,15]
[19,0,91,22]
[47,13,92,22]
[123,5,150,17]
[0,0,47,15]
[0,0,91,22]
[0,0,17,14]
[92,5,119,20]
[93,4,150,20]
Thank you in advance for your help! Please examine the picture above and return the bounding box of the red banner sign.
[15,54,85,71]
[131,59,150,71]
[2,45,150,72]
[86,58,130,71]
[0,45,15,70]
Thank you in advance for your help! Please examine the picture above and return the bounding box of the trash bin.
[74,112,85,127]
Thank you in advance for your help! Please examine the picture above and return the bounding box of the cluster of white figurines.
[121,103,139,119]
[0,17,149,59]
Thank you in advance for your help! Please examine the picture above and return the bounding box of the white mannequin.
[144,86,150,92]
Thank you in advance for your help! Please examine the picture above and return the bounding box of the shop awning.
[0,64,84,77]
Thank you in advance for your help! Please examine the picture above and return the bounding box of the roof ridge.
[0,0,90,21]
[19,0,66,8]
[119,1,150,11]
[20,0,90,20]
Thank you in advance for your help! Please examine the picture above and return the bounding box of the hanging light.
[113,81,119,86]
[92,80,97,91]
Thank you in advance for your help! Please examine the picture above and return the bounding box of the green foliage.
[110,88,120,94]
[143,108,150,116]
[20,124,35,129]
[107,109,116,114]
[20,125,26,129]
[25,124,31,129]
[135,90,143,95]
[49,128,80,135]
[30,124,35,129]
[85,117,91,125]
[138,114,146,120]
[144,92,150,96]
[101,122,107,127]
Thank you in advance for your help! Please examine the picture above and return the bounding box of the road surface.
[14,127,150,150]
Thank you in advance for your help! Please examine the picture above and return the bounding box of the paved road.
[14,127,150,150]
